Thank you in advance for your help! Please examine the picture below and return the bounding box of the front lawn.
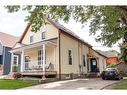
[113,79,127,89]
[0,79,38,89]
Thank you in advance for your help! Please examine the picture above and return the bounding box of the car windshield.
[105,70,118,75]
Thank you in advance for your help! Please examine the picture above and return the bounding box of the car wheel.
[117,76,121,80]
[102,77,106,80]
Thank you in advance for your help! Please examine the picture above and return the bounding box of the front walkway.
[19,78,119,90]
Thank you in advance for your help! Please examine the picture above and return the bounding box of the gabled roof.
[18,18,92,47]
[47,18,92,47]
[18,24,30,43]
[94,50,108,58]
[96,50,119,57]
[0,32,19,48]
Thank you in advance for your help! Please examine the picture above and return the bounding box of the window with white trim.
[41,25,46,40]
[13,55,18,65]
[38,50,43,65]
[42,32,45,40]
[83,55,86,66]
[68,50,72,65]
[29,32,34,43]
[30,35,33,43]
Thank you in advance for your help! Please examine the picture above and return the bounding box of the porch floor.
[21,71,57,76]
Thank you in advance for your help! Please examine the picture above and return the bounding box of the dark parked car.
[101,68,123,80]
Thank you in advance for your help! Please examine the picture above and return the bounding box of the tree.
[5,5,127,62]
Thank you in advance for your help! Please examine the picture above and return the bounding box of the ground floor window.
[68,50,72,65]
[13,55,18,65]
[12,55,18,72]
[87,54,89,72]
[0,55,2,64]
[83,55,86,66]
[38,50,43,65]
[25,56,30,69]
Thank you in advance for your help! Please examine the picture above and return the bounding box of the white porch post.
[21,50,24,72]
[10,53,14,72]
[42,44,46,80]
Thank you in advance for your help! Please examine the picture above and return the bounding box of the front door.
[90,58,97,72]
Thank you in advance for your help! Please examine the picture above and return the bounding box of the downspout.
[78,42,80,76]
[58,30,61,80]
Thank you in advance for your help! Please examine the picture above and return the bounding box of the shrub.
[107,62,116,68]
[12,72,22,79]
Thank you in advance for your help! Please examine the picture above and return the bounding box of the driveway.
[20,78,119,90]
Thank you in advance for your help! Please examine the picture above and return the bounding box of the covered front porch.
[10,38,58,78]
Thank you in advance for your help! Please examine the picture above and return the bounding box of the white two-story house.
[10,18,107,79]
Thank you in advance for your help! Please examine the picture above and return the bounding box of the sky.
[0,6,120,52]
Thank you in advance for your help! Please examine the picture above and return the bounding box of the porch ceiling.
[10,38,57,53]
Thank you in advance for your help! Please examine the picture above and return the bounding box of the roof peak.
[0,32,19,38]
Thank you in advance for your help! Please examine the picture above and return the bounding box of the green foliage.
[12,65,18,72]
[119,42,127,63]
[0,80,37,89]
[107,62,116,68]
[113,79,127,89]
[4,6,127,47]
[12,72,22,79]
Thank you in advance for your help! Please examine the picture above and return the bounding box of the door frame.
[90,58,97,72]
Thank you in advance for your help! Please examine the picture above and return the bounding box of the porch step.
[86,72,100,78]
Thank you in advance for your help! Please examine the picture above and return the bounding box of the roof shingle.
[0,32,19,48]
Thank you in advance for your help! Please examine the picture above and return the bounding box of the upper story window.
[30,35,33,43]
[40,25,46,40]
[29,32,34,43]
[38,50,43,65]
[42,32,45,40]
[68,50,72,65]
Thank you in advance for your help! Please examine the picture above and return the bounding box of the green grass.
[0,79,37,89]
[113,79,127,89]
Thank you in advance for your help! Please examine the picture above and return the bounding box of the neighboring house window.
[68,50,72,65]
[38,50,43,65]
[30,35,33,43]
[42,32,45,40]
[13,55,18,65]
[0,43,3,55]
[83,55,86,66]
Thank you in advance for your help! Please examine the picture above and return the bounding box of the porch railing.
[24,61,55,72]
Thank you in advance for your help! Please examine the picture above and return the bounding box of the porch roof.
[10,37,57,53]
